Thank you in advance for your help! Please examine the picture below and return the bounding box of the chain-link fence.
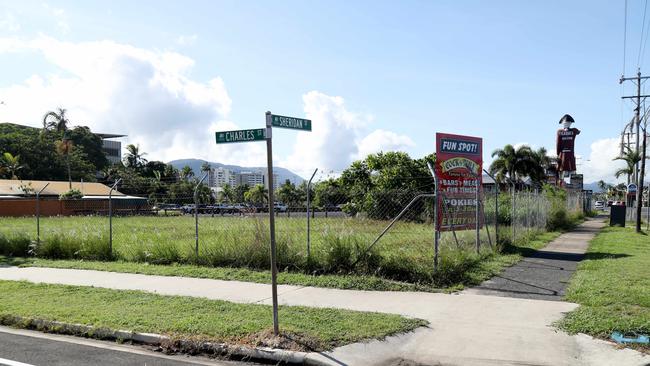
[0,174,587,287]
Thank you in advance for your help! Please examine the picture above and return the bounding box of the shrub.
[59,189,83,200]
[0,233,30,257]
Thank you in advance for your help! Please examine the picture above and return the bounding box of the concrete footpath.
[0,220,647,365]
[464,218,604,301]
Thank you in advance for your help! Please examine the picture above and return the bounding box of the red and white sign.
[435,133,483,231]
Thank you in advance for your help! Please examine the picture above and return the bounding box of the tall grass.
[0,215,523,286]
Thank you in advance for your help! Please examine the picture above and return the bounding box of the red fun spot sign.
[435,133,483,231]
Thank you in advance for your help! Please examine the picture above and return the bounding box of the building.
[0,179,147,217]
[96,133,126,164]
[209,167,237,188]
[237,171,265,187]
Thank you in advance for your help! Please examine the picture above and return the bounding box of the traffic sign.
[215,128,266,144]
[628,183,638,193]
[271,114,312,131]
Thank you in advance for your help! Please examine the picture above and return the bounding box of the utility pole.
[620,69,650,210]
[636,122,646,233]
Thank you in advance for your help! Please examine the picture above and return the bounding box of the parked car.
[273,202,288,212]
[206,203,235,214]
[594,201,605,210]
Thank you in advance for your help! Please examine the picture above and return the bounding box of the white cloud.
[175,34,198,46]
[0,37,414,175]
[581,138,626,183]
[0,36,246,164]
[42,4,69,34]
[0,12,20,32]
[356,129,415,159]
[281,91,415,177]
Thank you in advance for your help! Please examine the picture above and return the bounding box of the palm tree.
[244,184,268,205]
[219,184,235,203]
[43,108,73,188]
[2,152,23,180]
[180,166,194,180]
[489,144,537,184]
[200,162,211,174]
[123,144,148,171]
[613,146,643,183]
[528,147,555,185]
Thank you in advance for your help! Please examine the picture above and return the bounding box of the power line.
[621,0,627,75]
[638,0,649,68]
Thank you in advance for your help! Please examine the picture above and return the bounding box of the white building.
[209,167,237,188]
[237,171,265,187]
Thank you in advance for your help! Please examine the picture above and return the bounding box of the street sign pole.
[266,111,280,336]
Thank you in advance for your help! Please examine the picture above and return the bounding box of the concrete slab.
[463,219,605,301]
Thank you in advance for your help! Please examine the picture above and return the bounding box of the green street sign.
[215,128,266,144]
[271,114,312,131]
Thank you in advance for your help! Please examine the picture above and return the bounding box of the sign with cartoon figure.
[556,114,580,178]
[435,133,483,231]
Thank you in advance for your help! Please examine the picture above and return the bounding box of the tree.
[245,184,268,205]
[234,184,250,203]
[2,152,23,179]
[43,108,73,188]
[277,179,301,216]
[123,144,148,171]
[180,165,194,180]
[219,184,235,203]
[489,144,537,184]
[314,178,347,209]
[200,162,211,177]
[529,147,555,185]
[67,126,109,172]
[613,146,643,182]
[339,151,433,219]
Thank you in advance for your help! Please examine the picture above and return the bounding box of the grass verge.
[558,226,650,351]
[7,230,560,294]
[0,280,426,351]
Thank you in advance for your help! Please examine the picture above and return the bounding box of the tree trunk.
[66,152,72,190]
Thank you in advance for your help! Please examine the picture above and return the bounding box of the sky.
[0,0,645,182]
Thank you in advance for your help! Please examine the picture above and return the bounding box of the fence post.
[474,173,480,254]
[35,183,50,246]
[483,169,498,244]
[306,168,318,258]
[507,178,515,244]
[109,179,122,259]
[194,173,208,260]
[426,162,439,271]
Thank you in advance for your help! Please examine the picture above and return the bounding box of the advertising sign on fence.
[435,133,483,231]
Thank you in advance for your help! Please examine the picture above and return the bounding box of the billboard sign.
[435,133,483,231]
[566,173,584,191]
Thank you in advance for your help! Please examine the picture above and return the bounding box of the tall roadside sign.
[215,111,311,336]
[435,133,483,232]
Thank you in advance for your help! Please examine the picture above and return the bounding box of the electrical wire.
[638,0,649,68]
[621,0,627,77]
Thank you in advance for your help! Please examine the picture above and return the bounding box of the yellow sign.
[441,157,480,175]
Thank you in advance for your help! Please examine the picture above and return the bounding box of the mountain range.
[168,159,306,185]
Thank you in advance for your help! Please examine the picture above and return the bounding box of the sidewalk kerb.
[0,315,339,365]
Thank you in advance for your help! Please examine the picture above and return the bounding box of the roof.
[0,180,124,197]
[96,133,127,139]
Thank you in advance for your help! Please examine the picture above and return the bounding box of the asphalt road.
[0,327,257,366]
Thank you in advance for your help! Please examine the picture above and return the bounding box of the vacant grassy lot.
[1,215,555,289]
[0,280,425,351]
[559,226,650,349]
